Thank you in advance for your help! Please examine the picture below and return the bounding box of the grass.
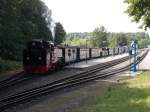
[0,58,21,73]
[77,71,150,112]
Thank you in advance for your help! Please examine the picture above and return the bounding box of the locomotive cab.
[23,40,54,74]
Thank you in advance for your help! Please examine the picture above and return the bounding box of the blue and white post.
[130,38,138,76]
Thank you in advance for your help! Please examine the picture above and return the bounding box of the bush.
[138,39,150,48]
[0,58,21,73]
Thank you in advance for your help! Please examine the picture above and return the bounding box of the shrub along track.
[0,51,147,111]
[0,55,130,90]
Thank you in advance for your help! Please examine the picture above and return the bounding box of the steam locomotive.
[23,39,128,74]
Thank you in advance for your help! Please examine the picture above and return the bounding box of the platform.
[139,51,150,70]
[66,53,129,69]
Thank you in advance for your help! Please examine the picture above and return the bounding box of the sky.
[42,0,145,33]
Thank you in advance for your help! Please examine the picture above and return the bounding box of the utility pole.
[86,39,87,64]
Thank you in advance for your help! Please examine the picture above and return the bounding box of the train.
[23,39,128,74]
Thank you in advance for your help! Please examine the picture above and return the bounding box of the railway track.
[0,72,34,91]
[0,51,147,111]
[0,55,130,90]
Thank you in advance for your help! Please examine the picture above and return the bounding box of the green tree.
[108,33,128,47]
[54,22,66,45]
[139,39,150,48]
[0,0,23,60]
[124,0,150,29]
[117,33,128,46]
[90,26,108,48]
[18,0,53,40]
[0,0,53,60]
[109,36,118,48]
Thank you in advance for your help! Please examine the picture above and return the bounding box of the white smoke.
[45,10,56,42]
[50,19,56,42]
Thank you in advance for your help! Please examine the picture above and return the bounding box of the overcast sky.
[42,0,145,33]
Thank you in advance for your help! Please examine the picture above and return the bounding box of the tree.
[117,33,128,46]
[139,39,150,48]
[108,33,128,48]
[109,35,118,48]
[0,0,23,60]
[54,22,66,45]
[90,26,108,48]
[124,0,150,29]
[18,0,53,41]
[0,0,53,60]
[136,32,147,40]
